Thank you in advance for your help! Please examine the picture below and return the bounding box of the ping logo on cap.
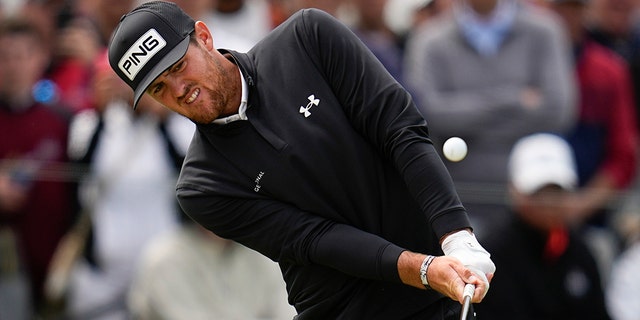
[118,29,166,81]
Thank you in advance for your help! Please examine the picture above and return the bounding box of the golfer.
[108,1,495,319]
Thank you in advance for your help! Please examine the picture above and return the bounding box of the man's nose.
[166,75,185,98]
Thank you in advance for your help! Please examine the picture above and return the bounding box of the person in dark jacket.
[474,133,611,320]
[107,2,495,319]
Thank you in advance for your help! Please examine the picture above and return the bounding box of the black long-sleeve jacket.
[176,8,472,319]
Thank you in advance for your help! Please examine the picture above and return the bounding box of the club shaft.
[460,296,471,320]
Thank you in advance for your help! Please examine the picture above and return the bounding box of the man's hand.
[397,252,491,304]
[441,230,495,299]
[428,255,491,304]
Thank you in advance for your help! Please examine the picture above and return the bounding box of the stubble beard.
[192,54,233,124]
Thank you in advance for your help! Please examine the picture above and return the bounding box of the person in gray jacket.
[404,0,576,239]
[107,2,495,319]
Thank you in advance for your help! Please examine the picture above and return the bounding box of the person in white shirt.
[128,219,297,320]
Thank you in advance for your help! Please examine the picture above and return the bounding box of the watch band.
[420,255,436,289]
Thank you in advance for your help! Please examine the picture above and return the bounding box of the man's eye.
[172,61,185,72]
[152,83,164,94]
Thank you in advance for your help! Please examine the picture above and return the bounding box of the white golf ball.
[443,137,467,162]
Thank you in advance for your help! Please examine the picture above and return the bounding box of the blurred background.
[0,0,639,319]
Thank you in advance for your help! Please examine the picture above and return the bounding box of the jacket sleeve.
[178,191,406,283]
[299,9,471,238]
[599,56,639,188]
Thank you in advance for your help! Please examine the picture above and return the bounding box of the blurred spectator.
[16,0,100,114]
[586,0,640,265]
[63,52,194,320]
[138,0,260,52]
[349,0,405,84]
[128,218,297,320]
[0,17,73,317]
[163,0,255,52]
[205,0,272,47]
[547,0,639,280]
[587,0,640,128]
[474,133,611,319]
[403,0,576,239]
[45,1,101,114]
[16,0,131,115]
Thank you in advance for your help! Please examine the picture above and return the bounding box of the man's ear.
[194,21,214,51]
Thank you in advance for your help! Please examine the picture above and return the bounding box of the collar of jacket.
[195,49,288,151]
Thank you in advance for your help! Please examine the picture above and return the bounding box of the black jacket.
[475,213,611,320]
[177,9,471,319]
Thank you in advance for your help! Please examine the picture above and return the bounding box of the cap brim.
[132,36,190,109]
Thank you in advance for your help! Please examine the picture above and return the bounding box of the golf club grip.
[463,283,475,299]
[460,283,475,320]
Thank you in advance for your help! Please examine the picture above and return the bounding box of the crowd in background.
[0,0,639,319]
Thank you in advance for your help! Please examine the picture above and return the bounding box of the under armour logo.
[299,94,320,118]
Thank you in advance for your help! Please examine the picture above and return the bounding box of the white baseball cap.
[508,133,578,194]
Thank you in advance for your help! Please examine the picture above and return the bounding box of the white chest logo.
[118,29,167,81]
[299,95,320,118]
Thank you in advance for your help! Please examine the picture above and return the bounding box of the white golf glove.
[441,230,495,295]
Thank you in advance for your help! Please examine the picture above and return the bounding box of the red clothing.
[48,58,94,113]
[572,41,639,188]
[0,102,72,306]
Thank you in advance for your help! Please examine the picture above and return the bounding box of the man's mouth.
[185,88,200,104]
